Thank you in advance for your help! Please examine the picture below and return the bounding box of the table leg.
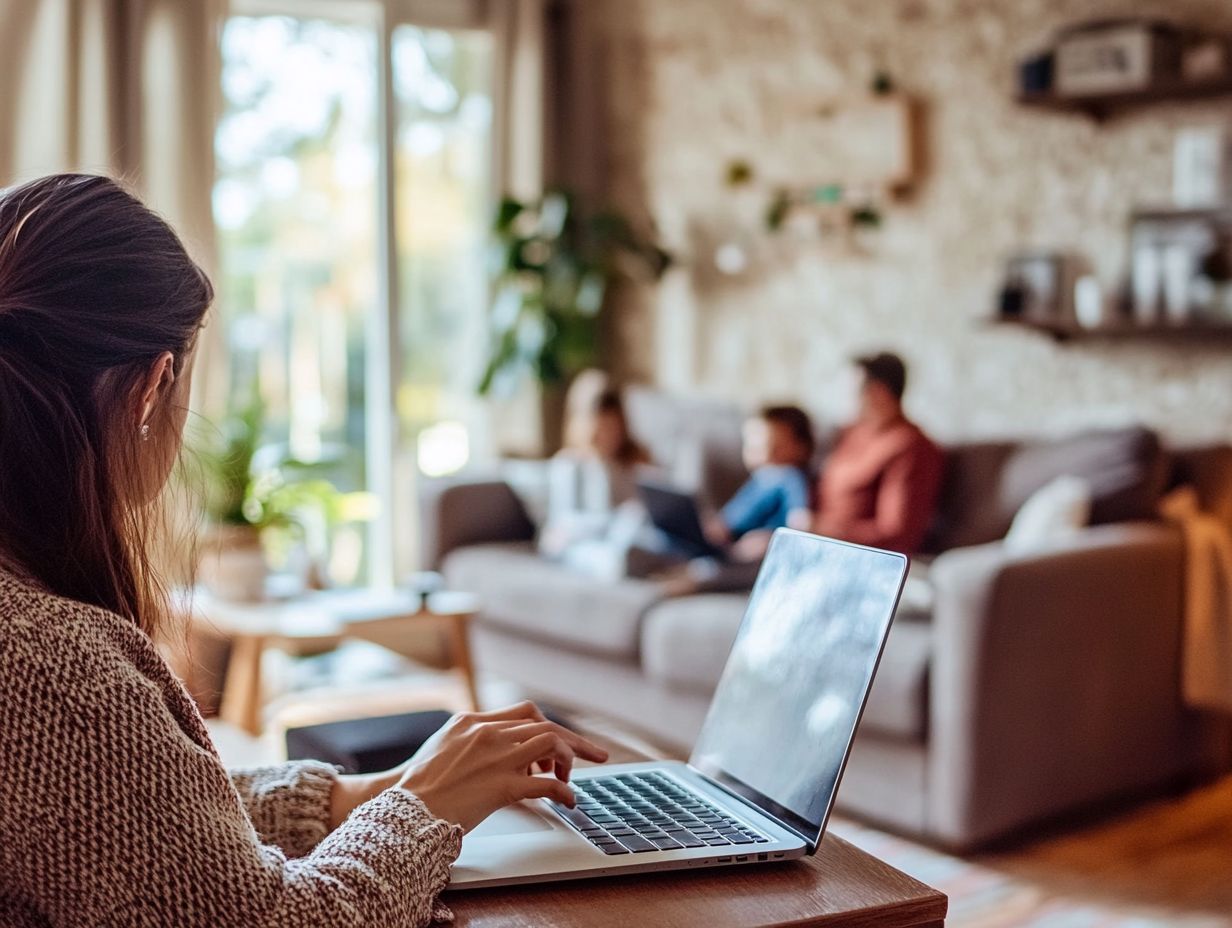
[219,633,267,736]
[447,615,481,712]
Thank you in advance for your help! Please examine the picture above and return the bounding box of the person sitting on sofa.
[812,352,944,556]
[704,404,815,558]
[539,371,652,560]
[658,406,815,594]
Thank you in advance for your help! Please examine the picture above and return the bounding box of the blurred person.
[0,174,607,927]
[812,352,943,556]
[539,373,652,560]
[704,405,815,560]
[659,405,815,596]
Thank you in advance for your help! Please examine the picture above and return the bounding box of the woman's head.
[562,370,645,466]
[0,174,213,634]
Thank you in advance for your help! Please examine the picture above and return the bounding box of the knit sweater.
[0,566,464,927]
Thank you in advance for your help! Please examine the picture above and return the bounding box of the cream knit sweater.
[0,566,463,926]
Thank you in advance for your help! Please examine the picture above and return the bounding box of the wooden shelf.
[989,315,1232,343]
[1017,74,1232,120]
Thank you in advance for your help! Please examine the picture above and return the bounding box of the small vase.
[197,524,268,603]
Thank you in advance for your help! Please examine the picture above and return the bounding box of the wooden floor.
[979,777,1232,919]
[831,776,1232,926]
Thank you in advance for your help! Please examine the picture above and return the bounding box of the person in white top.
[540,372,653,574]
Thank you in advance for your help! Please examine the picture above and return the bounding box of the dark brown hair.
[856,351,908,401]
[760,404,816,461]
[593,388,649,467]
[0,174,213,636]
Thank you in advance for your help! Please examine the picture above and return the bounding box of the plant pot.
[197,523,269,603]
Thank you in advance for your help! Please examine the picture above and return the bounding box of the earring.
[140,423,150,442]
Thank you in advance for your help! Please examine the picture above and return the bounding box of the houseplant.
[478,191,670,448]
[195,398,376,599]
[195,396,269,601]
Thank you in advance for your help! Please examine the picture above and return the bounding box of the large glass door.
[214,2,498,585]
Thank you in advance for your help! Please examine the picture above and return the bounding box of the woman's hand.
[398,702,609,832]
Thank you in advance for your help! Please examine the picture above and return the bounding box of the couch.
[421,388,1231,850]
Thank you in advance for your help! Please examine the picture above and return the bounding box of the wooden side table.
[446,724,947,928]
[184,588,482,736]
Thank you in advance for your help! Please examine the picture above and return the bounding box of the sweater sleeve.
[2,646,463,928]
[228,762,340,858]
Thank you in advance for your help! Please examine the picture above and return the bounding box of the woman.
[539,372,652,562]
[0,174,606,926]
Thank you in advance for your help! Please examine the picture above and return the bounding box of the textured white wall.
[589,0,1232,444]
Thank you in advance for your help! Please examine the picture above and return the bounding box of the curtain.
[0,0,225,409]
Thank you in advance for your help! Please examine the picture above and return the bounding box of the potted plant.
[245,472,377,590]
[196,396,269,602]
[479,191,671,451]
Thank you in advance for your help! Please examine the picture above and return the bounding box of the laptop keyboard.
[550,771,770,855]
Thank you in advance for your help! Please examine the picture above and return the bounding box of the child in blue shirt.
[706,405,815,552]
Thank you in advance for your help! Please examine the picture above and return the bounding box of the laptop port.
[757,853,768,861]
[735,855,749,862]
[773,853,785,859]
[717,856,732,863]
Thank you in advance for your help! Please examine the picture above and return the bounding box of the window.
[214,3,498,585]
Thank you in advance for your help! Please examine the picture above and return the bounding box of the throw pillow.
[1004,475,1092,554]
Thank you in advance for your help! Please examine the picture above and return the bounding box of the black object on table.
[286,710,454,774]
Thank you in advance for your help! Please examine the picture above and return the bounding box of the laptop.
[449,528,909,888]
[636,479,726,559]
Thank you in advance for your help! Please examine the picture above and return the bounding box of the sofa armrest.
[418,475,536,569]
[925,521,1196,848]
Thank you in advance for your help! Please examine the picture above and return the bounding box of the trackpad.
[469,803,557,839]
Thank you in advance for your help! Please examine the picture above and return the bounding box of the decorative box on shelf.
[1053,19,1182,97]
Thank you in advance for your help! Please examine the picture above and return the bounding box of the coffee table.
[183,587,481,735]
[445,726,947,928]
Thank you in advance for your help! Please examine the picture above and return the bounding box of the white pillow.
[1004,475,1092,554]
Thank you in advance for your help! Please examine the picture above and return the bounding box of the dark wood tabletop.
[444,721,947,928]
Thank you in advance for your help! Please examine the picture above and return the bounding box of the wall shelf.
[1017,75,1232,120]
[989,315,1232,343]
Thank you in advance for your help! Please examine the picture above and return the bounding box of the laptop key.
[728,834,756,845]
[596,842,630,855]
[674,832,707,848]
[649,835,683,850]
[704,836,731,846]
[616,834,657,852]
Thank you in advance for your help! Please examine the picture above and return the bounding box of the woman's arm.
[4,657,463,928]
[228,762,340,857]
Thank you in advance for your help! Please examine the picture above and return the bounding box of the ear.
[136,352,176,431]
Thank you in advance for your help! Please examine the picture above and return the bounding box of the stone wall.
[580,0,1232,444]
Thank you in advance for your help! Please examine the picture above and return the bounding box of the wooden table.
[446,727,947,928]
[184,587,481,736]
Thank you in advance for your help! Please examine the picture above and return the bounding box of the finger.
[499,720,609,765]
[513,731,575,776]
[482,700,546,722]
[516,774,576,807]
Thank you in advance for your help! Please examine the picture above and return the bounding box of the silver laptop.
[449,529,908,888]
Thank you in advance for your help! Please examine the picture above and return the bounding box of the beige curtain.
[0,0,225,409]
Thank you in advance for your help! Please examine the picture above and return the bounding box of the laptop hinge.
[687,765,818,852]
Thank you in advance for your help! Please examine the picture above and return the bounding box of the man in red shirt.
[813,353,944,556]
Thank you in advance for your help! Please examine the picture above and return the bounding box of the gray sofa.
[421,389,1231,850]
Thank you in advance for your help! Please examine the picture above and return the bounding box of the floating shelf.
[989,315,1232,343]
[1017,74,1232,120]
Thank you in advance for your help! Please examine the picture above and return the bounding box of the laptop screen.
[688,529,907,849]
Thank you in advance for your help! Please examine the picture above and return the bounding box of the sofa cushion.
[641,594,747,695]
[930,428,1167,551]
[640,592,932,742]
[863,617,931,742]
[441,542,662,660]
